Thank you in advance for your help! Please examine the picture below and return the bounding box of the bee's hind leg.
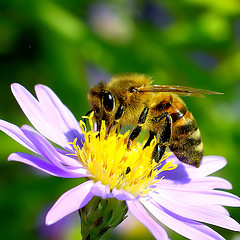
[127,107,149,149]
[151,112,172,163]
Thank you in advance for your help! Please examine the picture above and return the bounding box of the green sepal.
[79,196,128,240]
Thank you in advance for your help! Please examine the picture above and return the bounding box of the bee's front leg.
[151,112,172,163]
[105,103,124,138]
[143,130,155,149]
[127,107,149,149]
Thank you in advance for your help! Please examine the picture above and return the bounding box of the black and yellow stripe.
[170,110,203,167]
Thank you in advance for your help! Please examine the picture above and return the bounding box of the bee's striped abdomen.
[148,93,203,167]
[170,108,203,167]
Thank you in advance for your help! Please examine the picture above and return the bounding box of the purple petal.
[90,182,138,201]
[54,147,81,168]
[0,121,84,170]
[210,205,230,216]
[112,187,136,201]
[141,198,225,240]
[22,125,83,168]
[35,84,84,148]
[8,152,89,178]
[126,200,169,240]
[46,180,94,225]
[153,188,240,207]
[11,83,83,151]
[186,156,227,178]
[50,148,83,169]
[21,128,74,171]
[160,156,227,183]
[150,191,240,231]
[156,176,232,191]
[0,120,37,153]
[90,181,112,199]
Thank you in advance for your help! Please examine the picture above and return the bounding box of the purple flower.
[1,83,240,240]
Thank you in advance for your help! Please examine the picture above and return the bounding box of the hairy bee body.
[148,93,202,166]
[88,73,220,167]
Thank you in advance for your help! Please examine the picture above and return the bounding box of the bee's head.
[88,81,116,123]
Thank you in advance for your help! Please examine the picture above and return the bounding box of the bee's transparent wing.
[138,85,223,97]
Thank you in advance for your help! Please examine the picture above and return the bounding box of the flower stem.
[79,196,128,240]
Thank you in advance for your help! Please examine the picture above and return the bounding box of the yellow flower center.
[71,114,177,197]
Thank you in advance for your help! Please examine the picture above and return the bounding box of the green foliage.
[0,0,240,239]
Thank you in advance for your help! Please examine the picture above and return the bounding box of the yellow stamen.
[70,113,177,197]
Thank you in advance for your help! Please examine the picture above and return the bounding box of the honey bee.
[88,73,223,167]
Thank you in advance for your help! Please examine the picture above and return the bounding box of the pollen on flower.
[70,114,177,197]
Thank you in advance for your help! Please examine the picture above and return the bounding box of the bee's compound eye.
[101,90,114,112]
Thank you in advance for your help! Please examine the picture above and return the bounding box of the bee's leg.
[143,130,155,149]
[127,107,149,149]
[116,124,122,134]
[105,103,124,138]
[151,112,172,163]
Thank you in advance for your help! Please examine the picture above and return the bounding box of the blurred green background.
[0,0,240,239]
